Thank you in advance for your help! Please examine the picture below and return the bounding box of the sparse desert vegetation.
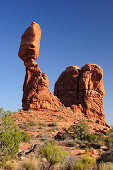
[1,108,113,169]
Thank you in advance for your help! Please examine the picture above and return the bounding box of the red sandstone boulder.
[18,22,41,62]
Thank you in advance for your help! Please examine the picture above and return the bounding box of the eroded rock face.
[78,64,105,122]
[54,66,80,106]
[18,22,41,62]
[18,22,61,110]
[54,64,107,125]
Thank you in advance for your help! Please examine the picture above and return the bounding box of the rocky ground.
[13,108,109,159]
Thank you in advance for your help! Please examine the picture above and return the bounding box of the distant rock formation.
[18,22,61,110]
[54,64,107,125]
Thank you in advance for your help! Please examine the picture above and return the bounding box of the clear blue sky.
[0,0,113,125]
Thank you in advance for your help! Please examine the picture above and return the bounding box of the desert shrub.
[21,131,30,142]
[0,108,22,165]
[68,120,89,140]
[72,154,96,170]
[99,152,113,163]
[39,140,68,169]
[20,159,41,170]
[86,132,105,144]
[55,121,89,141]
[55,131,71,140]
[73,159,84,170]
[105,127,113,151]
[85,147,89,154]
[0,108,30,165]
[62,155,78,170]
[98,162,113,170]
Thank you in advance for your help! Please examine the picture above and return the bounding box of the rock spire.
[18,22,61,110]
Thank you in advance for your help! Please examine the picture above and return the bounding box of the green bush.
[0,108,21,165]
[85,147,89,154]
[68,120,89,140]
[73,155,96,170]
[39,140,68,169]
[55,122,106,147]
[21,131,30,142]
[86,132,105,144]
[0,108,30,165]
[106,127,113,151]
[55,131,71,140]
[55,121,89,141]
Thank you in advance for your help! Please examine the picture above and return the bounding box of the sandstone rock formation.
[18,22,41,62]
[78,64,105,122]
[54,64,107,125]
[18,22,61,110]
[54,66,80,106]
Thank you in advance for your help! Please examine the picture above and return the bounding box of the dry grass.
[20,158,42,170]
[5,160,18,170]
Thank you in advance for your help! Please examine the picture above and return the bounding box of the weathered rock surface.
[54,66,80,106]
[18,22,41,62]
[54,64,108,126]
[18,22,61,110]
[78,64,105,123]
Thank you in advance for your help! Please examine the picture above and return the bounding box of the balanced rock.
[18,22,61,110]
[54,64,107,125]
[18,22,41,62]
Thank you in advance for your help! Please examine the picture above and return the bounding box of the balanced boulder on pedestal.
[18,22,61,110]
